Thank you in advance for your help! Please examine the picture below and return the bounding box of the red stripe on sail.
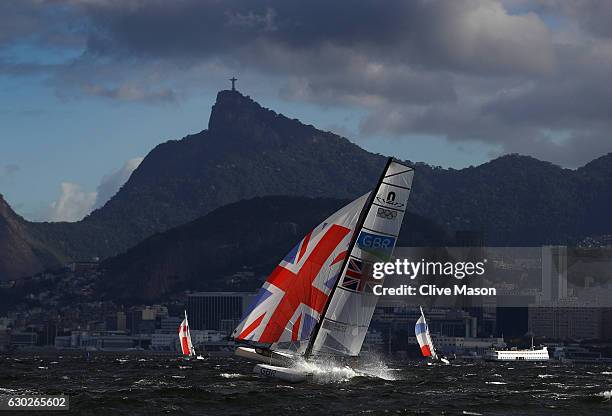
[331,250,347,265]
[291,315,302,342]
[260,225,350,343]
[238,313,265,340]
[297,231,312,262]
[181,335,190,355]
[421,345,432,357]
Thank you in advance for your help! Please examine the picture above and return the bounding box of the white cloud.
[47,156,143,222]
[94,157,143,209]
[48,182,97,222]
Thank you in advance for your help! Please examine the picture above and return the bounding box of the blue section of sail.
[241,288,272,320]
[415,322,427,336]
[283,242,300,264]
[324,272,339,289]
[301,313,317,340]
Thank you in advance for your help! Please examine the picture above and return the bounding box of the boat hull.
[253,364,309,383]
[235,347,294,366]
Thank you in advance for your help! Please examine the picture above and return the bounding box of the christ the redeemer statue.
[230,77,237,91]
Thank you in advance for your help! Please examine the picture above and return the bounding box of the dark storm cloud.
[80,0,554,76]
[0,1,84,49]
[81,83,176,103]
[526,0,612,38]
[67,0,553,109]
[2,0,612,167]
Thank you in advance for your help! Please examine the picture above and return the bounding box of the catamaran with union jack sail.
[415,306,450,365]
[231,157,414,382]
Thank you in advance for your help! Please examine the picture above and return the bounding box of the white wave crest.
[220,373,243,379]
[291,355,397,383]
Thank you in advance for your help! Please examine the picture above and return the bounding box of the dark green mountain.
[33,90,389,261]
[1,89,612,281]
[0,194,69,281]
[99,195,451,302]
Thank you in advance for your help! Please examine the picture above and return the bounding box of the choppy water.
[1,353,611,415]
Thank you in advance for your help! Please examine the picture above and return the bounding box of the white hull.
[253,364,310,383]
[427,358,451,366]
[234,347,294,366]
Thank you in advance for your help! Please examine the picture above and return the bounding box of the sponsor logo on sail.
[375,190,405,208]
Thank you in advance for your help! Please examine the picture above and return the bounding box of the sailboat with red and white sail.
[231,157,414,381]
[415,306,450,365]
[179,310,204,360]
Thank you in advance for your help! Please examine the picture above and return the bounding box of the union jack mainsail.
[232,194,368,349]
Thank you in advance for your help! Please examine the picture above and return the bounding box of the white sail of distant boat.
[232,158,414,380]
[415,306,450,365]
[179,310,203,359]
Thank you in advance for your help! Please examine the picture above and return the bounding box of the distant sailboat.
[179,310,204,360]
[232,157,414,381]
[415,306,450,365]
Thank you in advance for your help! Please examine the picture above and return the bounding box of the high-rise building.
[187,292,256,333]
[160,316,182,332]
[117,311,127,331]
[372,303,477,337]
[528,300,605,340]
[542,246,568,301]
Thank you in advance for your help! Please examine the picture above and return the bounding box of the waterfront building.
[528,299,605,340]
[160,316,182,332]
[407,335,506,356]
[187,292,256,332]
[151,331,177,350]
[372,303,478,337]
[9,331,37,347]
[541,246,568,302]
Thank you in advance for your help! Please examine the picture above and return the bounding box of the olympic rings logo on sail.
[376,207,397,220]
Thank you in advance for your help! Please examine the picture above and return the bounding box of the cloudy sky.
[1,0,612,221]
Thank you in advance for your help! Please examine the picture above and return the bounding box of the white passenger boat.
[486,338,549,361]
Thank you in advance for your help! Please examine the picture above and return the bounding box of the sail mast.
[305,157,394,358]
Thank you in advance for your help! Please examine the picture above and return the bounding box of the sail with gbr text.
[307,159,414,357]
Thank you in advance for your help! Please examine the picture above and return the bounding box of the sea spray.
[291,354,397,383]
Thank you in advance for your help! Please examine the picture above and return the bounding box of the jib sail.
[307,159,414,357]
